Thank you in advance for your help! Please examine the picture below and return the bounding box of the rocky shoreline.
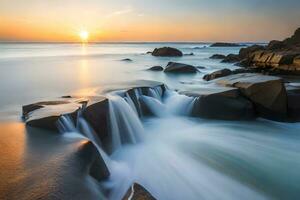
[19,28,300,200]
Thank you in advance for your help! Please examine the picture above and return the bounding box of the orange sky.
[1,0,300,42]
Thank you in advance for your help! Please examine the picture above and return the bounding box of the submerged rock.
[121,58,133,62]
[210,54,226,59]
[164,62,198,73]
[210,42,244,47]
[122,183,156,200]
[221,54,241,63]
[147,66,164,71]
[151,47,183,57]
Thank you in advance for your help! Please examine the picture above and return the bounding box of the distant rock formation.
[210,42,244,47]
[151,47,183,57]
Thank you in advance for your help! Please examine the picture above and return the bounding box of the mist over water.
[1,43,300,199]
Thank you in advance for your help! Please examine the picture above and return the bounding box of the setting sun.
[79,30,89,42]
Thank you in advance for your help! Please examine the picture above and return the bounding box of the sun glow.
[79,30,89,42]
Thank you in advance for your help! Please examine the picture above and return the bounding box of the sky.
[1,0,300,42]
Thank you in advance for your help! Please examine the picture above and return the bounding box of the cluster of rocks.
[210,28,300,75]
[148,62,198,73]
[201,71,300,121]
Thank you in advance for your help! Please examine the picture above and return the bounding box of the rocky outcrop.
[238,28,300,74]
[147,66,164,71]
[182,87,255,120]
[164,62,198,73]
[151,47,183,57]
[210,42,244,47]
[122,183,156,200]
[210,54,226,59]
[216,73,287,120]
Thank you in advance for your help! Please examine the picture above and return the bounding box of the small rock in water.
[184,52,194,56]
[147,66,164,71]
[164,62,198,73]
[121,58,133,62]
[210,54,226,59]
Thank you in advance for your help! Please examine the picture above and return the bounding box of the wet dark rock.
[203,68,232,81]
[184,52,194,56]
[61,95,72,98]
[164,62,198,73]
[151,47,183,57]
[286,83,300,120]
[122,183,156,200]
[121,58,133,62]
[147,66,164,71]
[197,66,206,69]
[216,73,287,120]
[210,54,226,59]
[210,42,244,47]
[221,54,241,63]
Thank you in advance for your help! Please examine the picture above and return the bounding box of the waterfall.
[57,113,111,167]
[148,87,163,101]
[139,95,168,117]
[124,93,138,115]
[108,94,144,152]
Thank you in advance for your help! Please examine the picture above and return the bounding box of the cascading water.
[107,94,144,152]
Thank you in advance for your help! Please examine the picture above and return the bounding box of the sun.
[79,30,89,42]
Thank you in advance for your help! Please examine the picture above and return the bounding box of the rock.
[197,66,206,69]
[294,55,300,67]
[146,51,152,54]
[182,87,255,120]
[203,68,232,81]
[22,99,84,130]
[184,52,194,56]
[210,42,244,47]
[121,58,133,62]
[151,47,183,57]
[164,62,198,73]
[267,40,286,51]
[210,54,226,59]
[221,54,241,63]
[147,66,164,71]
[61,95,72,98]
[239,45,265,59]
[216,73,287,120]
[286,83,300,120]
[122,183,156,200]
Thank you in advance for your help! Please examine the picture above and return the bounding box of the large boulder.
[239,45,265,59]
[122,183,156,200]
[182,87,255,120]
[151,47,183,57]
[210,42,244,47]
[164,62,198,73]
[216,73,287,120]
